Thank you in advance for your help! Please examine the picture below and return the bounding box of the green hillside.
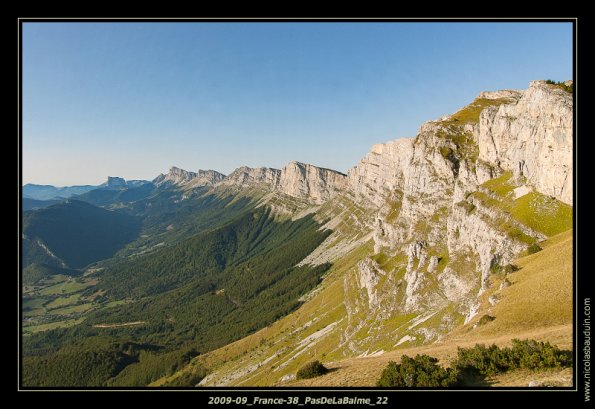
[20,80,574,389]
[22,204,332,387]
[162,230,572,388]
[22,198,62,211]
[74,183,155,207]
[23,200,142,269]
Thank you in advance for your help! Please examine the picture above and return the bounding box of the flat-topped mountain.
[23,177,151,201]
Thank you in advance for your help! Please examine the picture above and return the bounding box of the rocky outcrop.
[220,161,348,205]
[478,80,573,204]
[177,81,574,386]
[279,161,348,204]
[347,138,414,207]
[351,81,572,207]
[356,258,383,309]
[104,176,127,188]
[153,166,226,188]
[100,177,151,189]
[219,166,282,188]
[341,80,572,342]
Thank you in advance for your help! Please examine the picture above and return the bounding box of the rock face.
[104,176,127,188]
[348,139,414,207]
[221,161,348,205]
[340,80,573,344]
[185,80,574,386]
[152,82,571,348]
[155,162,347,204]
[478,80,573,205]
[154,83,571,338]
[101,177,151,189]
[220,166,281,188]
[153,166,226,188]
[279,161,348,204]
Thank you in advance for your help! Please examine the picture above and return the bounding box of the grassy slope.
[151,165,572,388]
[447,97,515,125]
[151,193,381,387]
[151,240,374,386]
[23,200,142,269]
[291,325,572,387]
[158,229,572,387]
[468,230,572,337]
[479,171,572,237]
[293,230,573,387]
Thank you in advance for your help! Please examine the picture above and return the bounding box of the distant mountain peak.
[221,166,282,188]
[221,161,347,204]
[105,176,127,187]
[22,183,97,201]
[168,166,194,177]
[153,166,226,188]
[99,176,150,190]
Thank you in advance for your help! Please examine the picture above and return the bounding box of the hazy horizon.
[22,22,572,186]
[22,158,356,187]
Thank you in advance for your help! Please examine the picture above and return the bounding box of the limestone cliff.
[347,139,414,207]
[165,80,574,386]
[210,81,571,335]
[201,80,571,351]
[478,80,573,205]
[153,166,226,188]
[220,161,347,205]
[340,80,573,348]
[279,161,348,204]
[219,166,281,188]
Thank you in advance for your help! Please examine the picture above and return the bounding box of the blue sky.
[22,22,573,186]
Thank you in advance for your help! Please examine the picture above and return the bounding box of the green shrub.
[527,243,542,254]
[545,79,573,93]
[377,355,457,387]
[477,315,496,326]
[490,263,518,277]
[377,340,571,388]
[454,344,511,376]
[296,360,329,380]
[457,200,476,214]
[508,339,571,370]
[439,146,453,158]
[454,339,571,377]
[503,264,519,274]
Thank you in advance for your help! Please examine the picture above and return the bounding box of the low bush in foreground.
[296,360,329,380]
[377,355,457,387]
[377,339,571,387]
[454,339,571,376]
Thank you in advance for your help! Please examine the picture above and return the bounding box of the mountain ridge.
[21,79,574,388]
[152,166,226,188]
[156,79,573,387]
[23,177,152,201]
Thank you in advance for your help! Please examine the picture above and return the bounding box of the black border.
[17,17,587,405]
